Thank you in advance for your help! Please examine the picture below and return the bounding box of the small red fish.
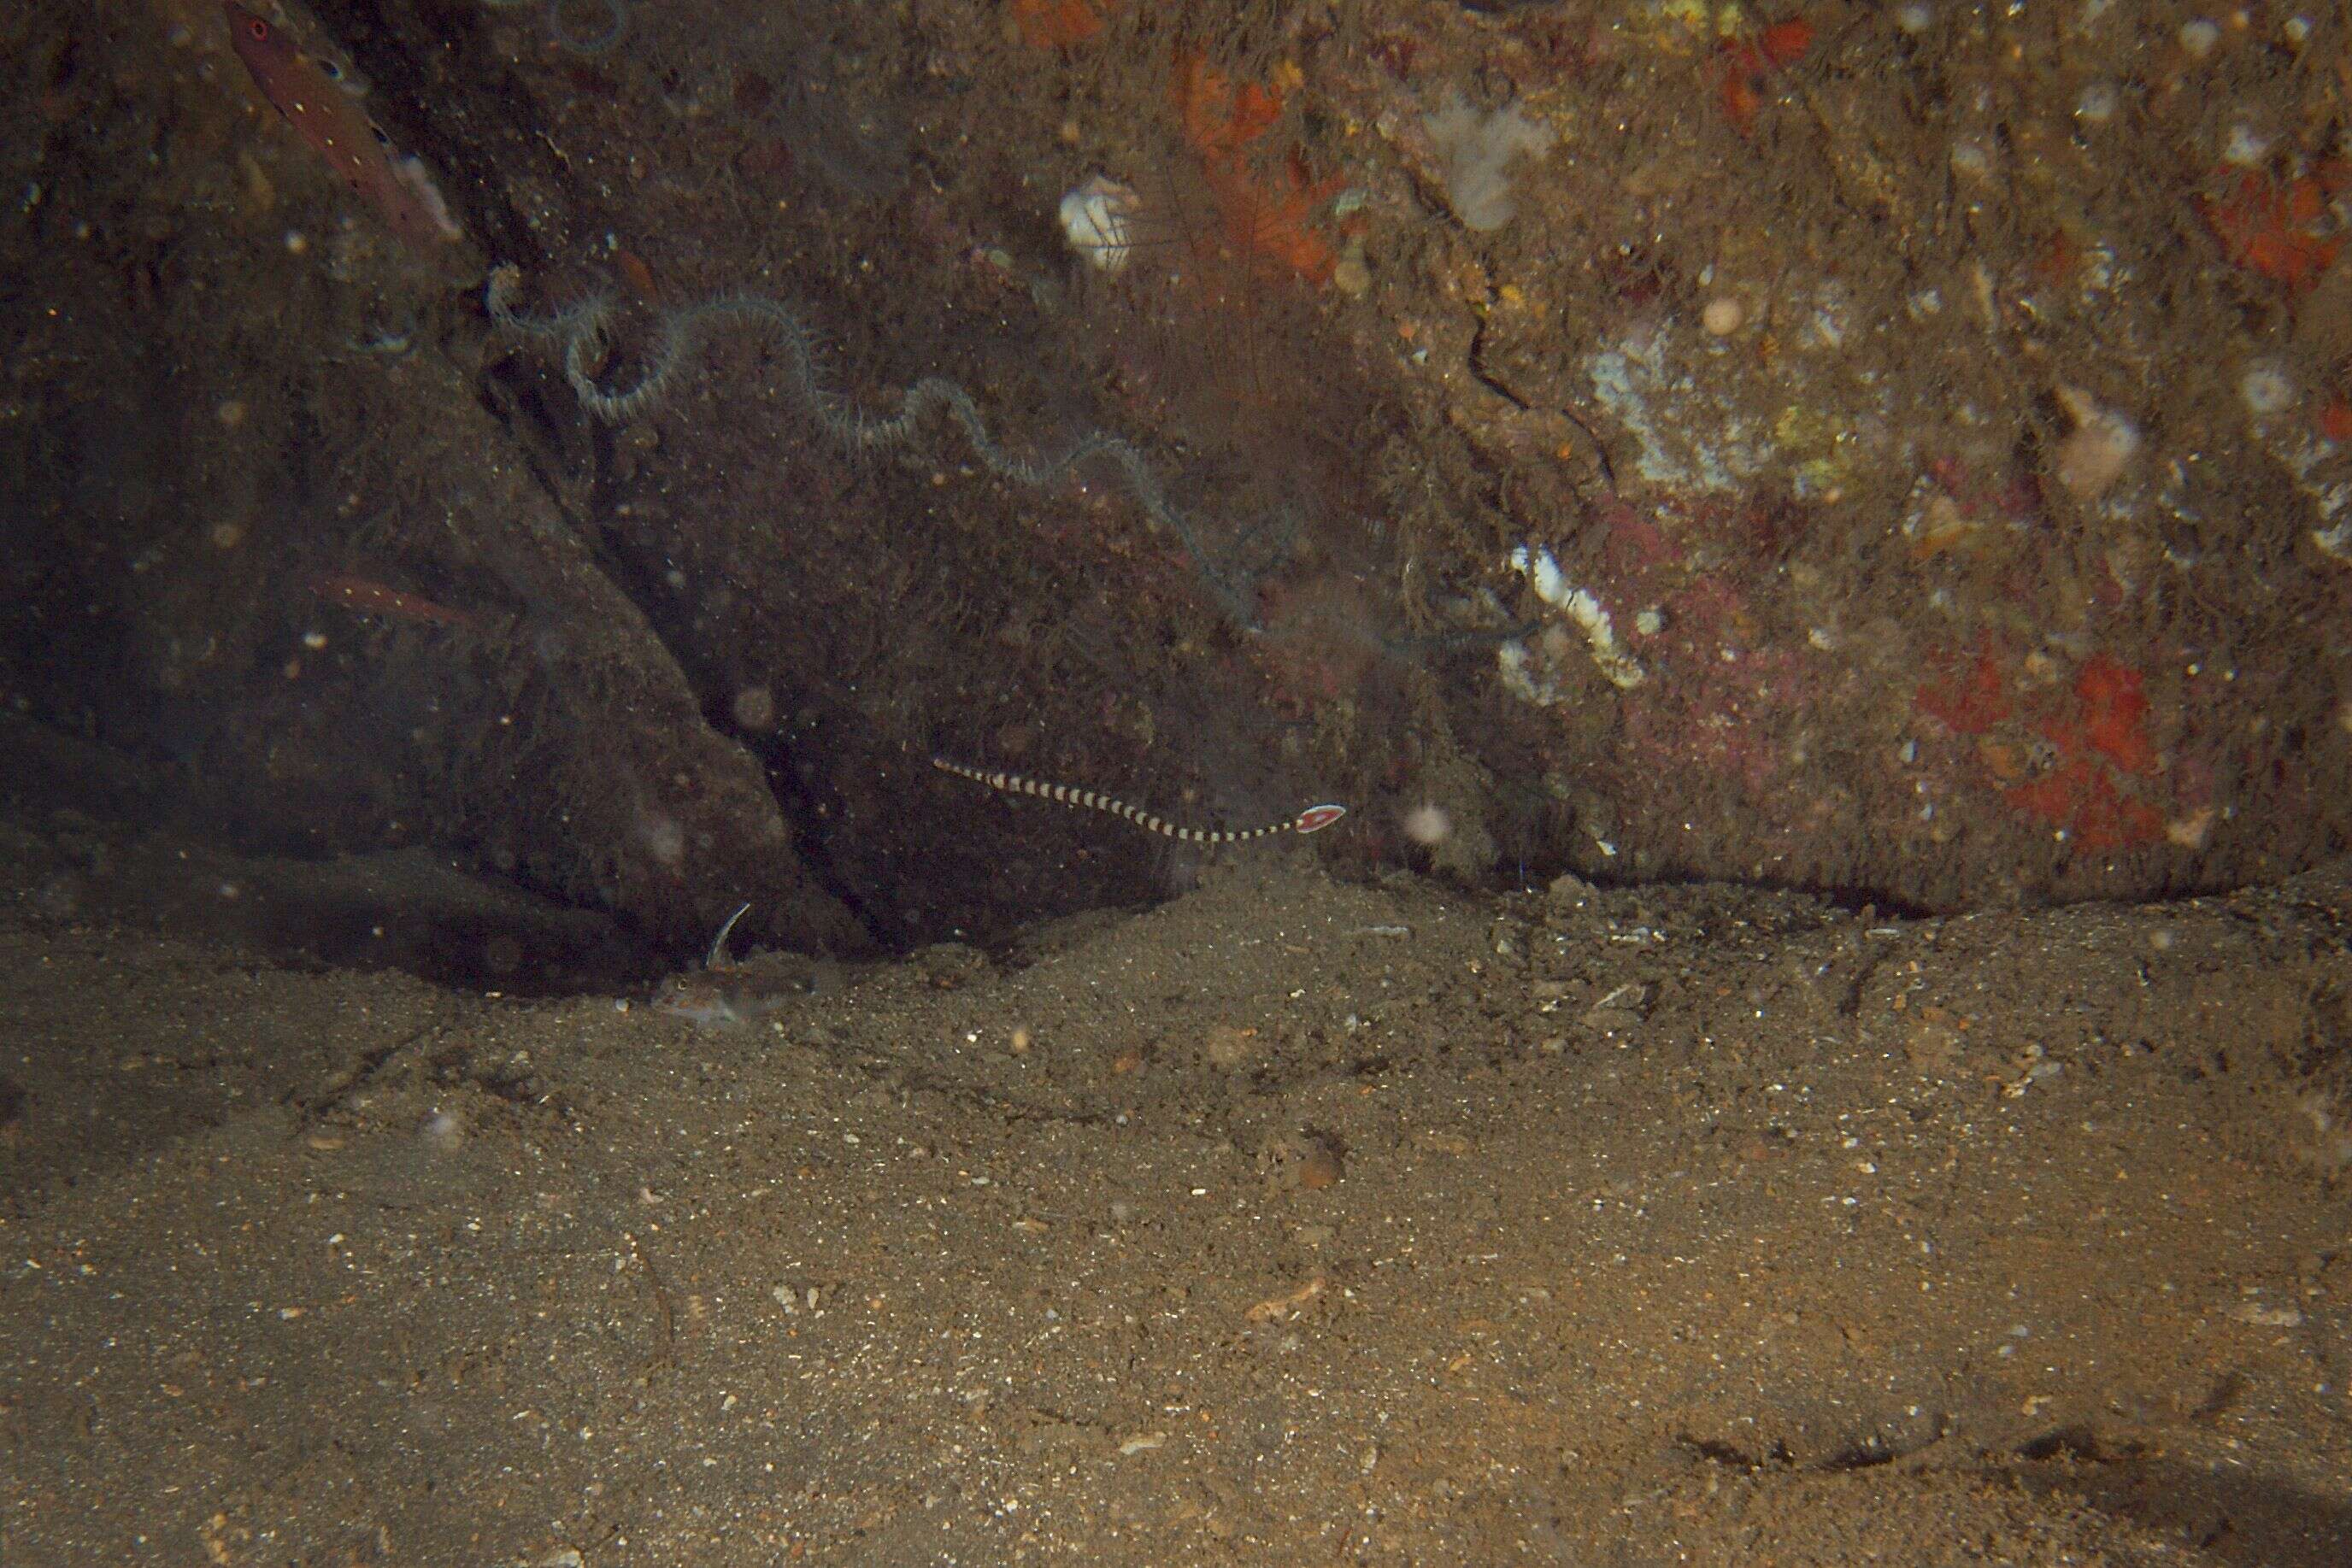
[310,572,484,631]
[221,3,461,252]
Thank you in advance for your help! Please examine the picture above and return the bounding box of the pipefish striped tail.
[931,758,1346,844]
[484,265,1263,629]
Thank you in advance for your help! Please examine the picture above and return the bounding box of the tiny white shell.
[1059,173,1142,273]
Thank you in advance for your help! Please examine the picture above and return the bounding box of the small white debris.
[1496,638,1556,707]
[2051,385,2141,499]
[2241,360,2296,417]
[2166,807,2215,849]
[1118,1431,1168,1456]
[2221,123,2272,168]
[2228,1301,2305,1329]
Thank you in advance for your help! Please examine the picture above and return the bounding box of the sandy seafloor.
[2,814,2349,1565]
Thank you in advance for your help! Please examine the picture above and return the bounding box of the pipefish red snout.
[931,757,1345,843]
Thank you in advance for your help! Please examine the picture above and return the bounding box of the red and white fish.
[309,571,485,631]
[221,2,462,253]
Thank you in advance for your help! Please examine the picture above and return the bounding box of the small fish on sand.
[653,903,838,1029]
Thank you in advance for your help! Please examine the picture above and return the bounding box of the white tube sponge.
[1508,547,1646,690]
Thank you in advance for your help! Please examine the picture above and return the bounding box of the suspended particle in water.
[638,811,686,868]
[1401,802,1452,846]
[733,684,777,731]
